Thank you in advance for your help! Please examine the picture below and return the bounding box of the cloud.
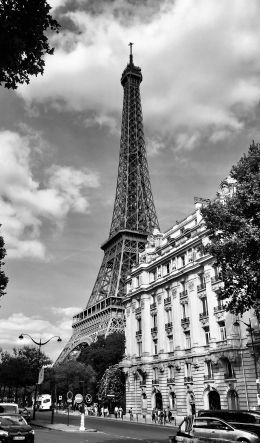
[0,308,80,361]
[0,129,99,259]
[17,0,260,150]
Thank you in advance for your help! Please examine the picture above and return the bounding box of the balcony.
[204,374,214,382]
[150,303,157,311]
[181,317,190,329]
[197,284,206,292]
[211,275,222,284]
[213,305,225,322]
[199,312,208,319]
[165,322,173,330]
[135,330,142,336]
[199,312,209,326]
[135,307,141,316]
[164,297,171,306]
[180,290,188,299]
[152,379,159,385]
[224,372,236,382]
[151,326,158,334]
[184,376,193,384]
[167,378,175,385]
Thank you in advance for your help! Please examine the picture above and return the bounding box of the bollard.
[79,412,85,431]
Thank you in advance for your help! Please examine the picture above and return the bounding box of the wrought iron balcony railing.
[152,379,159,385]
[167,378,175,384]
[151,327,158,334]
[184,376,193,384]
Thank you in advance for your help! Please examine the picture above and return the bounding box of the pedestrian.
[151,408,155,423]
[114,405,118,418]
[129,407,133,421]
[118,406,123,419]
[163,410,167,425]
[159,410,164,424]
[168,408,172,423]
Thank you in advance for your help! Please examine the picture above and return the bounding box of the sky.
[0,0,260,362]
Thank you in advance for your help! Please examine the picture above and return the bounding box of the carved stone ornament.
[126,308,131,317]
[172,288,178,298]
[188,281,195,291]
[159,363,164,373]
[157,294,162,304]
[141,300,145,309]
[205,271,211,282]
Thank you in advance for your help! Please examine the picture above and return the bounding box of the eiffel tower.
[56,45,159,363]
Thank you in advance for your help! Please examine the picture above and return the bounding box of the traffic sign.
[85,394,92,403]
[67,391,73,401]
[75,393,83,404]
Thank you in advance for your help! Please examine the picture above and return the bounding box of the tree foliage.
[201,141,260,319]
[0,229,8,299]
[78,332,125,381]
[54,360,96,398]
[98,364,125,405]
[0,0,60,89]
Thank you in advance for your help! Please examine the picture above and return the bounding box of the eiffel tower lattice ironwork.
[56,46,159,363]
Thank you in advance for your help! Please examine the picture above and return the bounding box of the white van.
[36,394,52,411]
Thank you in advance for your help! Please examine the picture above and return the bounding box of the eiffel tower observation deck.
[56,45,159,363]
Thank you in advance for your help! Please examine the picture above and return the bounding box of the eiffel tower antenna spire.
[56,47,159,363]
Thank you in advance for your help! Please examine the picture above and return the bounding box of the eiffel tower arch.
[56,46,159,363]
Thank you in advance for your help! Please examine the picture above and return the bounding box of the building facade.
[122,197,260,420]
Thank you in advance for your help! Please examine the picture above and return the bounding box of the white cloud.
[0,309,80,361]
[0,130,99,259]
[17,0,260,149]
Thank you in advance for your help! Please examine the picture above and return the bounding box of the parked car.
[0,414,34,442]
[198,409,260,424]
[0,403,19,414]
[177,416,260,442]
[19,407,31,424]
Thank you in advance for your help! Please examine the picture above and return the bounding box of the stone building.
[121,196,260,420]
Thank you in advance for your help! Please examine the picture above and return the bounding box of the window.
[185,332,191,349]
[182,303,187,318]
[185,362,192,377]
[205,361,213,379]
[172,259,176,271]
[168,366,174,378]
[153,313,157,328]
[188,249,193,263]
[219,321,227,341]
[136,275,140,287]
[168,337,174,352]
[204,327,211,345]
[201,297,208,315]
[166,309,172,323]
[137,341,142,357]
[137,318,142,332]
[157,266,162,278]
[179,255,185,268]
[153,367,158,379]
[150,270,156,282]
[153,340,158,355]
[198,273,206,289]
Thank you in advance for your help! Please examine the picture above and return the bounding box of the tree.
[0,228,8,299]
[54,360,96,399]
[78,332,125,381]
[98,364,125,406]
[0,0,60,89]
[201,141,260,319]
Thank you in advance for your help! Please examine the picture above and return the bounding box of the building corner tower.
[56,46,159,363]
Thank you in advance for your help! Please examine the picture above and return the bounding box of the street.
[32,411,175,443]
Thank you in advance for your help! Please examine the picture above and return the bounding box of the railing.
[180,290,188,299]
[211,275,222,284]
[152,379,159,385]
[224,372,236,380]
[199,312,209,319]
[165,322,173,330]
[181,317,190,326]
[151,327,158,334]
[167,378,175,384]
[197,284,206,292]
[150,303,157,310]
[184,376,193,383]
[164,297,171,305]
[214,305,224,313]
[135,330,142,336]
[204,374,214,381]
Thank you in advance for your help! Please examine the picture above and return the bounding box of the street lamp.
[19,333,62,420]
[233,318,259,404]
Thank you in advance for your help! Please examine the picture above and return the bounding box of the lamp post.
[19,333,62,420]
[233,318,259,404]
